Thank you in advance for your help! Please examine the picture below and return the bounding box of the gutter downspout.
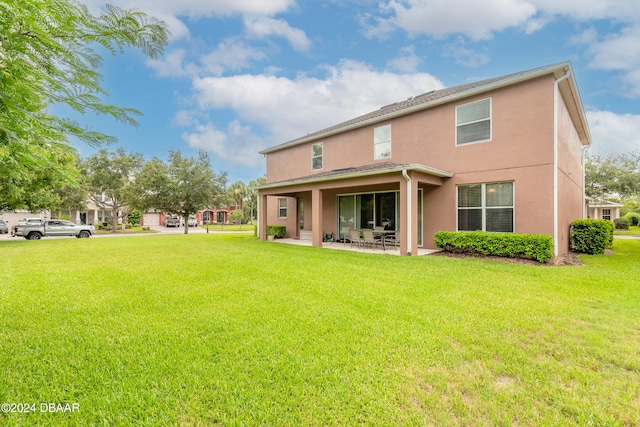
[554,69,571,257]
[582,145,589,219]
[402,169,412,255]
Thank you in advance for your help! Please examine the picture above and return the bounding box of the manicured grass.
[1,234,639,425]
[200,223,254,231]
[95,226,158,234]
[615,225,640,236]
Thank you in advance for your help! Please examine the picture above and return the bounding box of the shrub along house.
[256,62,591,258]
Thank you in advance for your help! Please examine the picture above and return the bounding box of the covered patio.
[257,162,453,256]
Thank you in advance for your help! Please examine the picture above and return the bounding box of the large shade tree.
[81,148,144,232]
[0,0,168,211]
[135,150,226,234]
[586,151,640,201]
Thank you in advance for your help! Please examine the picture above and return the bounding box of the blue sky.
[74,0,640,185]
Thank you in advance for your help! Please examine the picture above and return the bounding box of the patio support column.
[400,170,419,256]
[409,176,419,255]
[258,193,268,240]
[311,188,323,247]
[399,173,409,256]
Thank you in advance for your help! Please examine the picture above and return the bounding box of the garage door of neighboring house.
[143,213,160,226]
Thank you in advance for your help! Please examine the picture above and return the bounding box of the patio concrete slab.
[271,238,439,256]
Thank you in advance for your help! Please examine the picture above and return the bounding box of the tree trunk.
[111,208,118,233]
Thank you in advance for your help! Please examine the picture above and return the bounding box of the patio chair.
[384,232,399,250]
[342,227,351,245]
[362,228,383,250]
[349,228,363,249]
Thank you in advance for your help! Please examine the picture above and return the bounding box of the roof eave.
[256,164,453,191]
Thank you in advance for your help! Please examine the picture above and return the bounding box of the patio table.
[373,230,396,250]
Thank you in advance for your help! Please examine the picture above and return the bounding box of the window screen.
[456,98,491,145]
[374,124,391,159]
[457,182,513,232]
[312,143,323,170]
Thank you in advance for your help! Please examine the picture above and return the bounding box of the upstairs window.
[456,98,491,145]
[457,181,514,233]
[374,124,391,159]
[312,142,323,170]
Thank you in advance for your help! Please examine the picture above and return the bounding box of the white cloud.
[95,0,296,19]
[569,27,598,45]
[243,16,312,52]
[201,39,267,76]
[588,25,640,71]
[184,60,443,164]
[369,0,537,41]
[363,0,640,41]
[193,60,443,136]
[387,45,422,72]
[147,39,266,79]
[82,0,297,41]
[182,121,263,166]
[528,0,640,22]
[587,110,640,155]
[443,38,489,68]
[146,49,191,77]
[584,24,640,97]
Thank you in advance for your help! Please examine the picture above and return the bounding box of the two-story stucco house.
[257,62,591,258]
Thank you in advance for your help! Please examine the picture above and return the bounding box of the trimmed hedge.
[614,217,629,230]
[624,212,640,227]
[266,225,286,238]
[434,231,554,263]
[569,219,613,255]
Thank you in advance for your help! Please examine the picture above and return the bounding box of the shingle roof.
[261,62,573,154]
[256,162,453,190]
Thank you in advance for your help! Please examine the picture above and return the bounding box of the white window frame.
[374,124,391,160]
[278,198,287,218]
[312,142,323,171]
[455,98,492,146]
[456,181,514,232]
[602,208,611,221]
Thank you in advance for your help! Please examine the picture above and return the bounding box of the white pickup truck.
[13,219,96,240]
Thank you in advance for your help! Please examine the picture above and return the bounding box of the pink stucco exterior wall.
[260,72,587,256]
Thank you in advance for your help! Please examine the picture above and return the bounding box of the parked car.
[164,216,181,227]
[0,218,8,234]
[188,217,198,227]
[13,220,95,240]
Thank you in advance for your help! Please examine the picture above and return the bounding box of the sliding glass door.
[338,189,424,246]
[338,191,396,237]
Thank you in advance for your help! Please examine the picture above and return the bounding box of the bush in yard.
[128,209,142,226]
[614,217,629,230]
[434,231,554,263]
[570,219,614,255]
[266,225,286,238]
[624,212,640,227]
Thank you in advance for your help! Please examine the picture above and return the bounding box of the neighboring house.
[586,198,622,221]
[0,210,50,228]
[199,202,244,225]
[257,62,591,258]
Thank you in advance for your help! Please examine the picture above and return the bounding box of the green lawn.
[1,234,638,426]
[615,225,640,236]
